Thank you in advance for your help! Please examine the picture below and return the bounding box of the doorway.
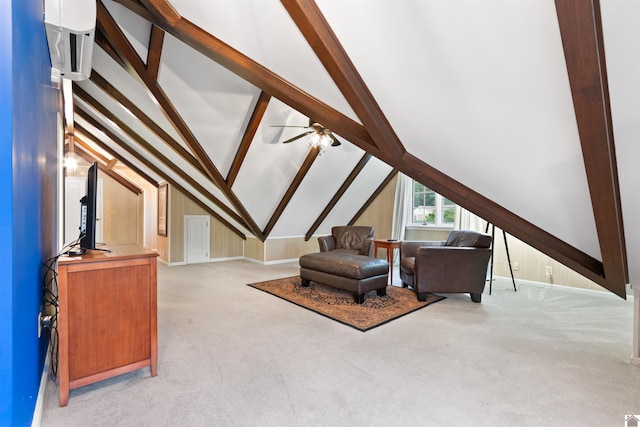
[184,215,210,264]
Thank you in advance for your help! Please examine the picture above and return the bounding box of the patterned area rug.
[248,276,445,331]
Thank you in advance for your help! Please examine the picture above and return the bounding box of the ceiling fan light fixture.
[64,152,79,172]
[309,132,321,147]
[320,133,332,148]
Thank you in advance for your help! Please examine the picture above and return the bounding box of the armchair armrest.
[360,237,375,257]
[318,235,336,252]
[400,240,445,258]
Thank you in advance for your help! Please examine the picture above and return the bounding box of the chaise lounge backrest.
[318,226,375,257]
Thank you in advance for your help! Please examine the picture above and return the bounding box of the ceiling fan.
[271,118,342,148]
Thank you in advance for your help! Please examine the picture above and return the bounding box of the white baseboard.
[263,258,299,265]
[210,256,244,263]
[242,257,299,266]
[493,275,632,299]
[31,340,52,427]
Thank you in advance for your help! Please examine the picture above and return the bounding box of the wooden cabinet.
[57,245,158,406]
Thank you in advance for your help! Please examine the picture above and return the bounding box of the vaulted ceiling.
[69,0,639,298]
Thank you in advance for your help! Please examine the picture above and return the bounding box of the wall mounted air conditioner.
[44,0,96,81]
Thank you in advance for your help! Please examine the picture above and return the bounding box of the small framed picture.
[157,182,168,236]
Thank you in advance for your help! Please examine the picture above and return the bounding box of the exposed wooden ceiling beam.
[305,153,372,240]
[263,146,320,238]
[97,0,264,241]
[227,91,271,188]
[88,71,208,177]
[349,169,398,226]
[554,0,627,298]
[125,0,379,156]
[73,142,143,195]
[74,130,159,186]
[281,0,405,161]
[97,0,216,181]
[146,25,164,79]
[401,151,612,289]
[75,117,247,240]
[74,101,247,230]
[94,29,128,70]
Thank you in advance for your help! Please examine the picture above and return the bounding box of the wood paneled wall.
[244,237,264,262]
[101,173,140,245]
[353,174,396,240]
[490,226,610,293]
[265,237,319,262]
[168,186,244,264]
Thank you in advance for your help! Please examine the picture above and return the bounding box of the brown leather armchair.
[318,226,375,257]
[399,230,492,302]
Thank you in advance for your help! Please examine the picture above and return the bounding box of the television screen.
[79,162,98,252]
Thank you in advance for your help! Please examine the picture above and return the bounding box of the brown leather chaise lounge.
[399,230,493,302]
[299,226,389,304]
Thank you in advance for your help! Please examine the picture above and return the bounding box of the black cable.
[41,236,85,381]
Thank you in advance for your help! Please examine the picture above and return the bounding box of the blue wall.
[0,0,14,421]
[1,0,59,425]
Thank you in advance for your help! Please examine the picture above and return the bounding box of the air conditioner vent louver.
[44,0,96,81]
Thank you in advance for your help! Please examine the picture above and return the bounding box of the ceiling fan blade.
[282,130,313,144]
[330,134,342,147]
[271,125,309,128]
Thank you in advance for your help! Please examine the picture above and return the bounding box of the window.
[411,180,456,227]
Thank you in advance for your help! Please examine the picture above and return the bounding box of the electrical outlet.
[512,261,520,271]
[545,266,553,276]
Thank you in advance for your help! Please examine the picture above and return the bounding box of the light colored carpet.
[40,260,640,426]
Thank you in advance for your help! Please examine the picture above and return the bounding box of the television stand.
[57,244,158,406]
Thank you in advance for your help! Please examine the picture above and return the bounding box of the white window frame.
[409,180,456,229]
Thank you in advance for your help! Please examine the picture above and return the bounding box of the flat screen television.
[78,162,98,253]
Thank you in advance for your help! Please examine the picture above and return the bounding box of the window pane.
[442,207,456,224]
[411,180,457,226]
[425,191,436,207]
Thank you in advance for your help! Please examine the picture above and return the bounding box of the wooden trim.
[263,146,320,237]
[281,0,407,160]
[146,25,165,79]
[88,71,207,177]
[74,110,248,239]
[227,91,271,187]
[305,153,372,240]
[74,132,158,187]
[157,182,168,236]
[348,169,397,226]
[555,0,627,297]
